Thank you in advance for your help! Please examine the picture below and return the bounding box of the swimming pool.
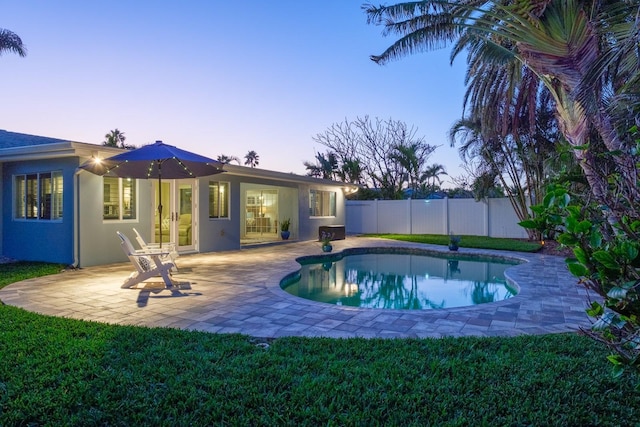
[281,249,520,310]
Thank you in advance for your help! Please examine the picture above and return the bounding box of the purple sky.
[1,1,469,185]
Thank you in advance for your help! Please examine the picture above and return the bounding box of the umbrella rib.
[172,157,196,177]
[104,162,126,175]
[148,160,156,178]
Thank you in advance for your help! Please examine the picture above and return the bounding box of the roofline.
[0,141,359,192]
[221,163,356,189]
[0,141,122,162]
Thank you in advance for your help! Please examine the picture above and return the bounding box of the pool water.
[281,251,519,310]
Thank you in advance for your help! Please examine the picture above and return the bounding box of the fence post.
[444,197,450,235]
[408,198,412,234]
[484,199,490,237]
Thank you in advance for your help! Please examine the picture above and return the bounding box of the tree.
[309,116,437,199]
[304,151,338,180]
[364,0,640,222]
[447,158,502,199]
[421,163,448,192]
[337,158,365,185]
[449,108,559,239]
[244,150,259,168]
[365,0,640,376]
[217,154,241,165]
[102,129,133,149]
[448,7,581,238]
[387,142,435,196]
[0,28,26,57]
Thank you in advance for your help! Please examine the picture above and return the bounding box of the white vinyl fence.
[346,198,528,239]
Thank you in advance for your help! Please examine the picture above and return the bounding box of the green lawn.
[367,233,543,252]
[1,253,638,425]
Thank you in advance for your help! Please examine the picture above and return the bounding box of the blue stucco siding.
[2,157,78,265]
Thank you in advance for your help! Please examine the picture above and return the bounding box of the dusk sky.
[1,1,468,185]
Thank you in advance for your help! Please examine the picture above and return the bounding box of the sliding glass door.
[245,189,278,237]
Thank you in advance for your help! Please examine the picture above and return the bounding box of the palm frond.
[0,28,27,57]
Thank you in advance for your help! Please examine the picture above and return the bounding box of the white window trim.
[209,180,230,220]
[102,177,139,222]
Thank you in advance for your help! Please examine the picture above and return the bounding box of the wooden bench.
[319,225,345,241]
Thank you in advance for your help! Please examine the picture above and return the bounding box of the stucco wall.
[298,182,348,241]
[76,173,347,266]
[77,172,153,267]
[2,157,78,265]
[198,175,241,253]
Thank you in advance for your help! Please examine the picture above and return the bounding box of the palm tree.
[365,0,640,373]
[421,163,448,191]
[447,22,563,234]
[244,150,260,168]
[102,129,127,148]
[338,158,364,185]
[388,143,421,194]
[364,0,640,213]
[387,140,437,197]
[0,28,26,57]
[304,151,338,180]
[217,154,241,165]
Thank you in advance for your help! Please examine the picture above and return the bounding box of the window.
[14,171,63,220]
[103,177,137,220]
[309,189,336,217]
[209,181,229,218]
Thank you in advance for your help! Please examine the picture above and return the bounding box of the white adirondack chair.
[132,228,179,271]
[117,231,175,289]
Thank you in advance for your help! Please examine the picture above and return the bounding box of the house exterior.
[1,130,354,267]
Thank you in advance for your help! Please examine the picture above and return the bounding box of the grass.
[0,261,65,288]
[1,252,638,425]
[367,233,543,252]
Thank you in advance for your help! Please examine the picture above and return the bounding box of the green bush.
[521,180,640,379]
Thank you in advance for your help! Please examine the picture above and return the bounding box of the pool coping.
[0,237,596,338]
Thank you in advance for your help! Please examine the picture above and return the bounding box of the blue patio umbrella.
[79,140,225,246]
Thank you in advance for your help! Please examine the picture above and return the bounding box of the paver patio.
[0,237,595,338]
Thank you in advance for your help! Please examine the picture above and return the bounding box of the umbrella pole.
[158,165,163,249]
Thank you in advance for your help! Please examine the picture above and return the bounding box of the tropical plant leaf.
[622,242,639,262]
[592,251,620,270]
[592,311,625,330]
[558,233,578,246]
[567,260,588,277]
[589,231,603,248]
[518,219,537,229]
[586,301,604,317]
[607,286,628,299]
[573,247,588,265]
[575,220,592,234]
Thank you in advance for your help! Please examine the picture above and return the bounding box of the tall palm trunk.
[591,107,639,200]
[514,0,639,219]
[547,88,609,201]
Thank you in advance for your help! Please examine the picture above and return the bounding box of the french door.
[154,179,196,251]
